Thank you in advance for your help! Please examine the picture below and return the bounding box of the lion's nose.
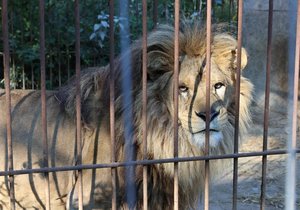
[195,109,220,122]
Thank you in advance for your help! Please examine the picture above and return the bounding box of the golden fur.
[0,23,253,209]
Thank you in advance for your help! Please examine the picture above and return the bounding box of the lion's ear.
[231,47,248,71]
[147,50,173,81]
[212,34,248,72]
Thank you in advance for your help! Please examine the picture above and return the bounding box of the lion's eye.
[179,85,189,93]
[214,82,225,90]
[214,82,226,99]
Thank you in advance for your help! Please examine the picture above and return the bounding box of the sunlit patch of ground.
[206,103,300,210]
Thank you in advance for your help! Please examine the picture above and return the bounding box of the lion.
[0,23,253,209]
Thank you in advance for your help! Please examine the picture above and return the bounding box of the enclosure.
[0,0,300,209]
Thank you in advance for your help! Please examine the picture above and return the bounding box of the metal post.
[260,1,273,209]
[74,0,83,209]
[119,0,136,208]
[2,0,15,209]
[285,1,300,209]
[142,0,148,209]
[109,0,117,209]
[39,0,51,209]
[232,0,243,209]
[173,1,180,209]
[204,0,212,209]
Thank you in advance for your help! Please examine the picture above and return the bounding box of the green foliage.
[0,0,236,90]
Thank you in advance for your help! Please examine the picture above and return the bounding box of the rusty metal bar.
[1,149,299,177]
[39,0,51,209]
[232,0,243,209]
[173,0,180,209]
[260,1,273,209]
[204,0,212,209]
[142,0,148,209]
[109,1,117,209]
[2,0,16,209]
[74,0,83,209]
[285,1,300,209]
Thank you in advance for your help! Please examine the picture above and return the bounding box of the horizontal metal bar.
[0,149,299,177]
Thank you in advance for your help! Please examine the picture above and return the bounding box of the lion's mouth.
[192,129,219,134]
[191,129,223,147]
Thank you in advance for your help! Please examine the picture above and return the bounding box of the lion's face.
[178,55,232,148]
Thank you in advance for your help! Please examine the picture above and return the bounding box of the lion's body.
[0,90,76,209]
[0,23,253,209]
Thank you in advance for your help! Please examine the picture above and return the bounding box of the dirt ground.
[206,102,300,210]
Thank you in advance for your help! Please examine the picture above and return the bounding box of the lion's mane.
[55,23,253,209]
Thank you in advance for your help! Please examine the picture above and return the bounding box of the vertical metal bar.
[260,1,273,209]
[204,1,212,210]
[109,1,117,209]
[232,0,243,209]
[142,0,148,209]
[2,1,15,209]
[119,1,136,207]
[285,1,300,209]
[39,0,51,209]
[173,0,180,209]
[74,0,83,209]
[152,0,158,29]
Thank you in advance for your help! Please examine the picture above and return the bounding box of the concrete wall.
[242,0,289,113]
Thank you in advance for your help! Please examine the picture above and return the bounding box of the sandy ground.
[206,103,300,210]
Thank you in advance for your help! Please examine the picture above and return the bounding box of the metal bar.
[260,1,273,209]
[39,0,51,209]
[204,1,212,209]
[119,1,136,207]
[74,0,83,209]
[173,0,180,209]
[285,0,300,209]
[109,1,117,209]
[0,150,299,177]
[232,0,243,209]
[2,0,16,209]
[142,0,148,209]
